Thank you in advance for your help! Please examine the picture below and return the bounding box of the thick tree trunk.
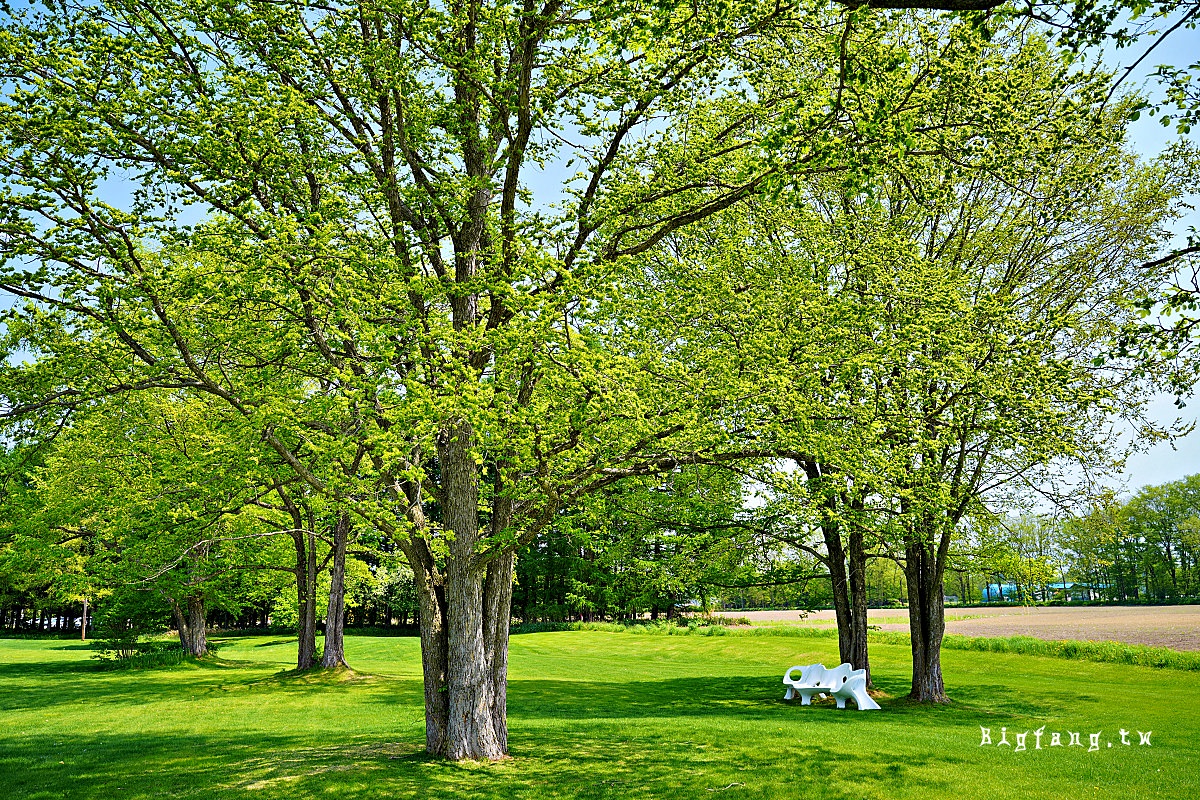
[444,561,504,760]
[320,513,351,669]
[905,536,948,703]
[439,419,507,761]
[806,460,871,685]
[391,419,517,761]
[186,595,208,657]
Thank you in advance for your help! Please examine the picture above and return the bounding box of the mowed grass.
[1,632,1196,799]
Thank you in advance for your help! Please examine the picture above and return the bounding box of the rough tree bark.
[391,420,518,761]
[319,512,351,669]
[185,594,208,658]
[905,532,949,703]
[439,419,508,761]
[168,594,208,657]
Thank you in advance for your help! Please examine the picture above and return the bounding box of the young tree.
[620,30,1189,700]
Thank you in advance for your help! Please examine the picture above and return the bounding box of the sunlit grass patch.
[1,632,1197,799]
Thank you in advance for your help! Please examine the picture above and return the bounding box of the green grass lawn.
[1,631,1196,799]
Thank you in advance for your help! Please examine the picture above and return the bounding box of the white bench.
[783,662,880,711]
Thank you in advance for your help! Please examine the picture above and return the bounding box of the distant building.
[980,583,1017,603]
[980,581,1108,602]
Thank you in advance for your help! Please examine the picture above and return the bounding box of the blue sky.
[1103,23,1200,492]
[1,9,1197,492]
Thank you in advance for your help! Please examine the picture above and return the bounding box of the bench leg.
[784,687,795,701]
[851,688,881,711]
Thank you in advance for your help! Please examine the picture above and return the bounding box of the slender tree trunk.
[482,551,514,751]
[320,512,351,669]
[80,598,87,641]
[170,599,192,653]
[296,545,319,669]
[822,520,855,664]
[186,595,208,657]
[411,547,450,757]
[276,484,320,670]
[846,524,871,686]
[905,535,948,703]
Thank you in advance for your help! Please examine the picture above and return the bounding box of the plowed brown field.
[721,605,1200,651]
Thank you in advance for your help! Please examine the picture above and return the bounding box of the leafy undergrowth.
[2,633,1197,800]
[91,640,224,671]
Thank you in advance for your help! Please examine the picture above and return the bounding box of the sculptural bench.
[783,662,881,711]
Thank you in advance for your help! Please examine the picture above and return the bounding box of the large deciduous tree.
[1,0,1179,758]
[0,0,875,759]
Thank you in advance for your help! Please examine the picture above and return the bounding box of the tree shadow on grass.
[0,666,1139,800]
[945,683,1098,719]
[45,643,96,651]
[0,724,964,800]
[0,659,103,678]
[0,657,396,713]
[501,674,1046,729]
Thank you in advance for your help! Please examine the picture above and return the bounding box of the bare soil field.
[719,605,1200,651]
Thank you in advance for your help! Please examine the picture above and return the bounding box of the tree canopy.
[1,0,1197,759]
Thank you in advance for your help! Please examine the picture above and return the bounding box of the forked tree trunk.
[823,525,872,685]
[407,550,515,761]
[320,513,351,669]
[905,535,948,703]
[395,419,516,760]
[807,461,871,686]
